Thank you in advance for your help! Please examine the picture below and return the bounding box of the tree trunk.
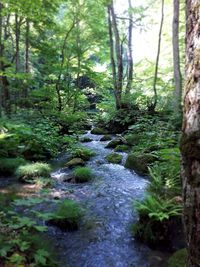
[125,0,133,96]
[172,0,182,110]
[0,3,10,115]
[108,1,123,110]
[107,7,117,104]
[55,21,75,112]
[181,1,200,266]
[151,0,164,113]
[0,2,3,117]
[25,18,30,74]
[15,14,20,73]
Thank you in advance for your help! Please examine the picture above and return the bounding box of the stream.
[50,131,151,267]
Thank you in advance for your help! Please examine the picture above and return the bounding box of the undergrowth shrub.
[16,162,51,182]
[73,167,93,183]
[48,199,83,231]
[71,147,96,161]
[0,157,27,175]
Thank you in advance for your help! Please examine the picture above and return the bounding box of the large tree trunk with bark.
[172,0,182,110]
[181,1,200,266]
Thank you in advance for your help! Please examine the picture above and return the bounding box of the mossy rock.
[80,137,93,143]
[167,249,187,267]
[66,158,85,168]
[125,153,157,175]
[105,153,123,164]
[100,135,112,141]
[114,145,129,152]
[73,167,93,183]
[72,147,96,161]
[105,138,124,149]
[0,157,27,176]
[124,133,140,146]
[48,199,83,231]
[91,127,108,135]
[16,162,51,183]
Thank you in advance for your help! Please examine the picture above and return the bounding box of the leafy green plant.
[73,167,93,183]
[105,153,123,164]
[0,194,58,266]
[16,162,51,182]
[48,199,84,231]
[0,157,27,175]
[147,162,181,197]
[134,195,182,222]
[71,147,96,161]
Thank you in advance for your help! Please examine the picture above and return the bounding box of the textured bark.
[107,7,117,99]
[172,0,182,110]
[15,14,20,73]
[125,0,133,96]
[0,3,10,115]
[25,19,30,74]
[151,0,164,112]
[0,2,3,116]
[108,1,123,110]
[55,21,75,112]
[181,1,200,266]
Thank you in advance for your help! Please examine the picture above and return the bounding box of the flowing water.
[50,131,151,267]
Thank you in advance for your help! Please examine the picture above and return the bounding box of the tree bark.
[172,0,182,110]
[55,21,75,112]
[181,1,200,266]
[15,14,20,73]
[151,0,164,113]
[108,1,123,110]
[125,0,133,96]
[0,3,10,115]
[0,2,3,116]
[107,7,117,100]
[25,18,30,74]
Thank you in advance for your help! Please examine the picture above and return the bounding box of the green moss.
[100,135,112,141]
[73,167,93,183]
[105,153,123,164]
[72,147,96,161]
[0,157,27,175]
[125,153,157,175]
[124,133,140,146]
[167,249,187,267]
[49,199,83,231]
[66,158,85,168]
[16,162,51,182]
[105,139,123,148]
[114,145,129,152]
[91,127,108,135]
[80,137,93,143]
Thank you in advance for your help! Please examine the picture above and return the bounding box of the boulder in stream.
[91,127,108,135]
[48,200,83,231]
[100,135,112,141]
[105,138,124,149]
[66,158,85,168]
[80,137,93,143]
[125,153,157,175]
[105,153,123,164]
